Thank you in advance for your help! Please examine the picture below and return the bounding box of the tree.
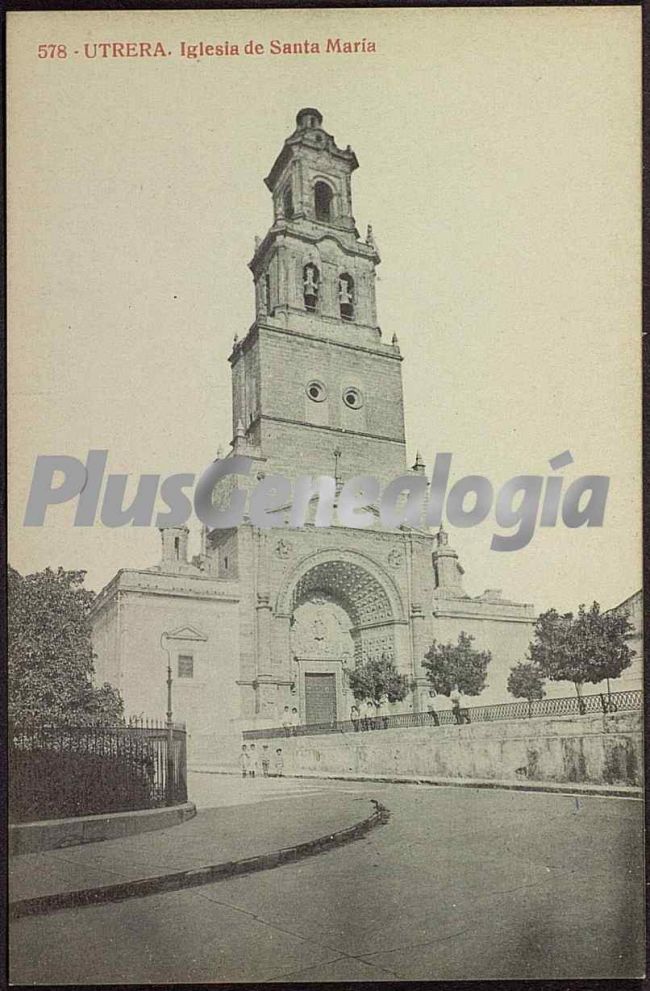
[507,661,545,705]
[348,653,411,705]
[422,631,491,697]
[8,566,124,724]
[527,602,633,702]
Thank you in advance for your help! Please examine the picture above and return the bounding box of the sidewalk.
[189,765,642,800]
[9,781,383,916]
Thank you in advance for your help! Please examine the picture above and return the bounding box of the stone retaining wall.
[277,711,642,787]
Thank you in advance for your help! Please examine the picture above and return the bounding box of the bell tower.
[228,108,408,487]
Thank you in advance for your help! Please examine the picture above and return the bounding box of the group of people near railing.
[349,686,472,732]
[428,686,471,726]
[241,688,640,744]
[281,706,301,736]
[349,697,391,731]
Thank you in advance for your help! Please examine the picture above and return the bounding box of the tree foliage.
[422,631,491,697]
[527,602,633,693]
[8,566,124,724]
[347,654,411,705]
[507,661,545,702]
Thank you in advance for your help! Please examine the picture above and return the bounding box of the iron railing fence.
[242,689,642,741]
[9,717,187,823]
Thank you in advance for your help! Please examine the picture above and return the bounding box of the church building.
[91,109,537,761]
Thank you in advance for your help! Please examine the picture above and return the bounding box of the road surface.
[10,775,644,983]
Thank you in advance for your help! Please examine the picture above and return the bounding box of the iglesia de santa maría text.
[90,109,638,763]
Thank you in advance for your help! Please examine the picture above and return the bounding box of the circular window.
[306,380,327,403]
[343,387,363,409]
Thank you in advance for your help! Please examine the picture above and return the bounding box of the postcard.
[7,6,643,983]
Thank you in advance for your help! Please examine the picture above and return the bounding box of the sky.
[8,6,641,614]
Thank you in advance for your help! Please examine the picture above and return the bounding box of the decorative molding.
[275,545,408,623]
[165,625,208,642]
[257,413,404,446]
[256,320,399,361]
[432,606,535,624]
[275,539,293,560]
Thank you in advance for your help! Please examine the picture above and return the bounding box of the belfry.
[229,105,407,488]
[91,110,536,761]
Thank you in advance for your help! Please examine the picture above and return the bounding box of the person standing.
[248,743,259,778]
[281,705,292,738]
[350,704,361,731]
[365,698,377,730]
[274,747,284,777]
[240,744,249,778]
[261,744,271,776]
[378,694,389,729]
[427,694,440,727]
[290,706,300,735]
[450,685,463,725]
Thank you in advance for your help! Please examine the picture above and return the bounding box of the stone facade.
[91,109,537,762]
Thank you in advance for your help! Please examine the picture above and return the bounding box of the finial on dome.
[366,224,377,250]
[392,332,399,346]
[296,108,323,129]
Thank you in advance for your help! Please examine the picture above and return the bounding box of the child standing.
[274,747,284,777]
[248,743,259,778]
[240,744,249,778]
[261,744,271,777]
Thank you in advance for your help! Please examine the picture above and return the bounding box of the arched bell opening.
[314,180,334,222]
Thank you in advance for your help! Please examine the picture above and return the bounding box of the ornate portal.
[291,594,353,660]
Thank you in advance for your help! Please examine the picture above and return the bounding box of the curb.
[188,766,642,800]
[9,800,390,920]
[288,771,642,799]
[9,802,197,856]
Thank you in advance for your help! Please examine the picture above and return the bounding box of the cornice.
[264,127,358,192]
[91,568,241,612]
[231,321,400,364]
[249,224,378,275]
[257,413,405,447]
[432,600,535,623]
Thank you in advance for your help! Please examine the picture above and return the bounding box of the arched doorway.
[287,557,399,724]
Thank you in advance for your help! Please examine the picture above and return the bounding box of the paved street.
[10,774,644,983]
[9,775,371,905]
